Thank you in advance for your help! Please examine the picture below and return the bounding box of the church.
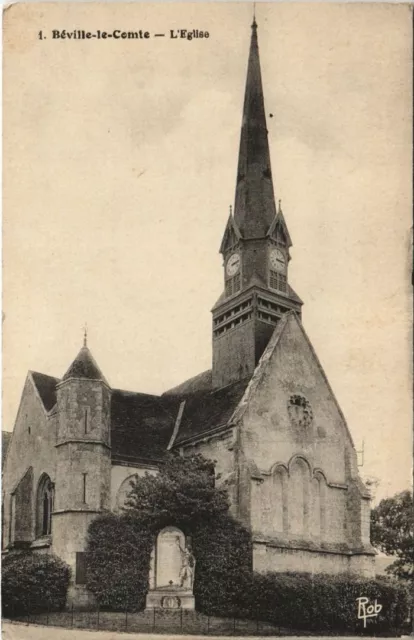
[2,18,375,604]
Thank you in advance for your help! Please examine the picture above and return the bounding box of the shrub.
[246,571,410,634]
[2,551,70,617]
[192,515,252,617]
[86,512,153,612]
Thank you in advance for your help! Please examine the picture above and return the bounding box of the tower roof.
[234,18,277,239]
[62,345,107,383]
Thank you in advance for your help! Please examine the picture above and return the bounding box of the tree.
[125,452,230,532]
[371,490,414,580]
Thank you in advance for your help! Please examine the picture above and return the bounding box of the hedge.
[86,512,153,612]
[243,571,410,634]
[2,551,71,617]
[191,515,252,617]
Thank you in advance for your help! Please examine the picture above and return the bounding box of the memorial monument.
[145,526,196,610]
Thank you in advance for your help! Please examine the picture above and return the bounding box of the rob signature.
[356,597,382,627]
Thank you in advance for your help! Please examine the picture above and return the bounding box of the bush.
[86,512,153,612]
[245,571,410,634]
[2,551,70,617]
[192,515,252,617]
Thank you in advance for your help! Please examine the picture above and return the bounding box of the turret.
[52,334,111,602]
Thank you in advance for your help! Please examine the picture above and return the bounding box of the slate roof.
[26,360,250,462]
[31,371,59,412]
[287,285,303,305]
[110,390,178,463]
[171,378,250,445]
[2,431,12,468]
[62,346,106,382]
[163,370,212,397]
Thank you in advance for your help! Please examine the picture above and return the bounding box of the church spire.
[234,18,276,239]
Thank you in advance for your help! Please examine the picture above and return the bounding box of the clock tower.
[212,18,302,389]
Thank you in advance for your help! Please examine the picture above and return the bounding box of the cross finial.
[229,204,232,217]
[83,323,88,348]
[278,199,282,213]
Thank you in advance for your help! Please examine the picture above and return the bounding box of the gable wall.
[241,317,358,483]
[2,376,57,548]
[238,316,369,554]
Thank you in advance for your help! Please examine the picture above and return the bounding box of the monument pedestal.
[146,588,195,610]
[146,526,196,610]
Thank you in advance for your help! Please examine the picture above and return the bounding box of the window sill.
[31,536,52,549]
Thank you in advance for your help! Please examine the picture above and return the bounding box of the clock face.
[270,248,286,273]
[226,252,241,277]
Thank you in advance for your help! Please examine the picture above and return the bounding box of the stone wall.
[253,541,351,574]
[185,430,237,515]
[2,375,57,548]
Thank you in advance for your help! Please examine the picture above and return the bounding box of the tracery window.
[36,474,54,537]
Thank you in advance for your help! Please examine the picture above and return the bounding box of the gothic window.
[269,270,287,293]
[116,474,139,511]
[36,474,53,537]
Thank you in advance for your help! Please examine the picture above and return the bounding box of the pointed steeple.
[234,18,276,239]
[62,337,107,384]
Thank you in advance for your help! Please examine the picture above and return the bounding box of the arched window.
[311,472,327,539]
[289,458,310,536]
[311,477,321,537]
[272,468,287,533]
[36,474,54,537]
[116,474,139,512]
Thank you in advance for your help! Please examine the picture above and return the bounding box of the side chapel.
[2,19,375,604]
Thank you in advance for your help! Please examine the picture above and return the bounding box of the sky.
[3,2,412,502]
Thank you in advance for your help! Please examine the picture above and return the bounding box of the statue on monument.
[175,536,196,590]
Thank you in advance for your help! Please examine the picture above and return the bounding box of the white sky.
[3,2,412,502]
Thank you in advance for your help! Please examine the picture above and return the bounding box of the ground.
[2,623,390,640]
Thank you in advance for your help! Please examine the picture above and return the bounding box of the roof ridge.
[112,388,162,399]
[30,370,60,381]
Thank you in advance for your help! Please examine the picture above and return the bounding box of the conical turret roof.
[62,345,107,384]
